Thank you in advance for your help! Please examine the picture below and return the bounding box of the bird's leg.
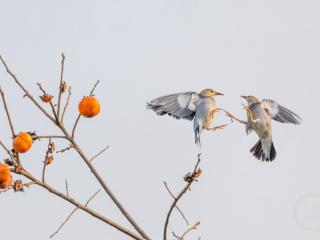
[209,108,221,121]
[224,111,247,124]
[242,104,258,123]
[207,124,228,132]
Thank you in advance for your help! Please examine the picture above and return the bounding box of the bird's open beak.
[241,95,247,99]
[215,91,224,96]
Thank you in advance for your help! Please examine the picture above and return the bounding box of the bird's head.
[200,88,224,97]
[241,95,259,105]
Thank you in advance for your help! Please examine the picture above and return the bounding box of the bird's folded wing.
[147,92,199,120]
[261,99,301,124]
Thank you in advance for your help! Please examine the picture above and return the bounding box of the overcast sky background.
[1,0,320,239]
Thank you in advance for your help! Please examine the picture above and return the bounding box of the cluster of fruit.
[0,96,101,190]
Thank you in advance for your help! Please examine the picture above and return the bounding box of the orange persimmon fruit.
[13,132,33,153]
[0,163,13,189]
[78,96,101,118]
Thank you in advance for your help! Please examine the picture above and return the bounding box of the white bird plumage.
[147,88,226,146]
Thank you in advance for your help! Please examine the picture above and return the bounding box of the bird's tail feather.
[195,125,201,147]
[250,139,276,161]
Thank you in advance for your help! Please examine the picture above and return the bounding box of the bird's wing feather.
[147,92,199,120]
[261,99,301,124]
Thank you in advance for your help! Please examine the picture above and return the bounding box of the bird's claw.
[211,124,228,132]
[242,103,250,112]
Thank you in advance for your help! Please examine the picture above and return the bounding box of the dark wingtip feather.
[278,105,302,124]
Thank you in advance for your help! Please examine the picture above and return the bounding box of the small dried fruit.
[40,94,53,103]
[78,96,101,118]
[13,132,33,153]
[60,81,68,93]
[46,156,54,165]
[48,142,56,153]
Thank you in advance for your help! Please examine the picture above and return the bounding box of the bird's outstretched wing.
[147,92,199,120]
[261,99,301,124]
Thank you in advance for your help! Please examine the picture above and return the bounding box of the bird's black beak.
[215,91,224,96]
[241,95,247,99]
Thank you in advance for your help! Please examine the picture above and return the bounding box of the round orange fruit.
[78,96,101,118]
[13,132,33,153]
[0,163,12,189]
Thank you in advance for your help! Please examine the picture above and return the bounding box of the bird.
[147,88,227,146]
[227,95,301,161]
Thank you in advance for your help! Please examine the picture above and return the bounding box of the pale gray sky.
[1,0,320,239]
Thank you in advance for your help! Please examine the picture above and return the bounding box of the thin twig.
[224,111,247,124]
[163,182,189,226]
[90,146,109,162]
[89,80,100,96]
[163,154,201,240]
[71,114,81,139]
[50,207,77,238]
[50,189,100,238]
[34,135,66,140]
[0,55,56,123]
[172,222,200,240]
[0,139,16,164]
[180,222,200,239]
[19,169,145,240]
[65,179,69,197]
[37,83,59,123]
[0,87,15,137]
[42,138,52,183]
[61,86,71,124]
[57,53,65,119]
[56,145,74,154]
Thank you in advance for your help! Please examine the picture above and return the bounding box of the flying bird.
[227,95,301,161]
[147,89,227,145]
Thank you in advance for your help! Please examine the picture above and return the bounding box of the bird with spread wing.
[227,96,301,161]
[147,89,227,146]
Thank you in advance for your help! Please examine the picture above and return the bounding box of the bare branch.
[57,53,65,119]
[65,179,69,197]
[50,189,100,239]
[163,154,202,240]
[163,181,189,225]
[0,55,56,123]
[56,144,74,154]
[89,80,100,96]
[34,135,66,140]
[0,139,17,165]
[71,114,81,139]
[42,138,53,183]
[173,222,200,240]
[0,55,151,240]
[0,87,16,137]
[37,83,59,123]
[50,207,77,238]
[90,146,109,162]
[181,222,200,239]
[61,86,71,124]
[20,169,145,240]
